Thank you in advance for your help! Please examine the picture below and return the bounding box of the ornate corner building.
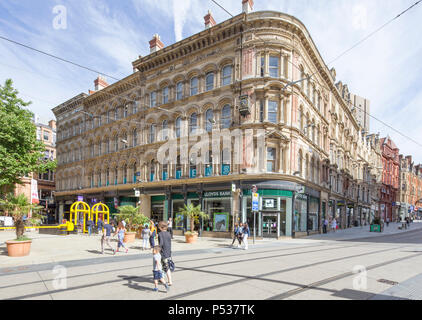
[53,1,378,239]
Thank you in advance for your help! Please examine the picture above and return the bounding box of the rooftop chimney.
[149,34,164,53]
[94,75,109,91]
[242,0,254,14]
[204,10,216,29]
[48,120,56,130]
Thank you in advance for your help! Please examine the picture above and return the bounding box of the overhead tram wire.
[1,2,420,147]
[211,0,422,151]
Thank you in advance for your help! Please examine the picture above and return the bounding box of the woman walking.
[114,221,128,253]
[331,218,337,233]
[242,223,250,250]
[141,224,151,251]
[230,223,241,248]
[149,220,157,252]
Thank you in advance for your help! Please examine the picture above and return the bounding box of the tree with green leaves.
[0,79,56,194]
[176,203,209,234]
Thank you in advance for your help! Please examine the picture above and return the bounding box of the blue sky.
[0,0,421,163]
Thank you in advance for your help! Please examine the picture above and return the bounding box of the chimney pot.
[94,75,109,91]
[149,34,165,53]
[242,0,254,14]
[204,10,216,29]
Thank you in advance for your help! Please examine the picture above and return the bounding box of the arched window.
[150,91,157,108]
[149,124,156,144]
[162,163,168,181]
[298,150,303,176]
[269,56,279,78]
[98,141,102,155]
[222,65,232,86]
[124,105,128,118]
[132,129,138,147]
[114,136,118,152]
[190,153,197,178]
[149,160,155,182]
[106,169,110,186]
[204,151,213,177]
[162,120,168,140]
[268,101,278,124]
[114,108,118,120]
[105,139,110,154]
[190,77,198,96]
[221,105,231,129]
[114,168,118,185]
[175,117,181,138]
[267,147,276,172]
[133,163,137,183]
[133,101,138,114]
[175,155,182,179]
[98,171,102,187]
[122,133,128,149]
[190,113,197,134]
[299,107,304,131]
[205,72,214,91]
[123,165,127,184]
[222,148,231,175]
[205,109,214,132]
[176,82,183,100]
[162,87,169,104]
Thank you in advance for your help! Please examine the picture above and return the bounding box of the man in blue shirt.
[101,222,115,255]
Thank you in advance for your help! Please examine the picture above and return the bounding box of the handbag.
[167,258,175,272]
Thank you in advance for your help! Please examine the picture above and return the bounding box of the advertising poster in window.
[175,213,184,229]
[213,213,229,232]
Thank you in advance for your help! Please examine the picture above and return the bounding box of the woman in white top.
[331,218,337,233]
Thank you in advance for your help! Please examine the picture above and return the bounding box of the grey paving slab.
[371,272,422,300]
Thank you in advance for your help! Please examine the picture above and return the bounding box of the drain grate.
[377,279,399,286]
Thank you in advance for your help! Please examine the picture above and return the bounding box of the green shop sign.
[243,189,293,198]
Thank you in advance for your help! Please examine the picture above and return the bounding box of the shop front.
[202,190,232,238]
[243,189,293,239]
[171,191,232,238]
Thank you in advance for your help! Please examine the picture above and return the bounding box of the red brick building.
[379,137,399,221]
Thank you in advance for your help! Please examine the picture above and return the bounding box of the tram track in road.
[266,251,422,300]
[2,241,385,299]
[163,243,411,300]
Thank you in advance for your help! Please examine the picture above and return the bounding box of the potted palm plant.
[0,193,42,257]
[116,205,149,243]
[176,204,209,243]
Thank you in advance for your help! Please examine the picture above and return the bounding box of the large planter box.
[370,224,382,232]
[6,240,32,257]
[185,233,198,243]
[124,232,136,243]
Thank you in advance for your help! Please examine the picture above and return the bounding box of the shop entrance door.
[262,213,279,238]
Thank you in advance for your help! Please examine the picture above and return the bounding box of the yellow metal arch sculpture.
[91,203,110,229]
[70,201,90,233]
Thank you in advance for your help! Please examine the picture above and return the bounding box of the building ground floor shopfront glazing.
[55,179,328,239]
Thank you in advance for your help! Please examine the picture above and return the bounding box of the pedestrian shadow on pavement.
[86,250,104,255]
[0,247,8,256]
[118,275,154,292]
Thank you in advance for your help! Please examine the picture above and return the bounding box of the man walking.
[87,218,93,236]
[101,222,115,255]
[158,221,173,287]
[167,217,174,239]
[323,218,328,234]
[97,217,104,234]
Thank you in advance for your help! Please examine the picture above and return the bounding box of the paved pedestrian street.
[1,223,422,300]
